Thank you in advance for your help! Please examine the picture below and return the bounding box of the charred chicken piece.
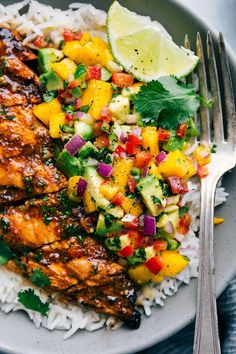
[6,236,141,328]
[0,105,52,158]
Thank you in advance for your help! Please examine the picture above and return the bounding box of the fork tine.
[207,31,224,143]
[184,34,195,85]
[196,33,211,143]
[218,33,236,147]
[184,34,198,126]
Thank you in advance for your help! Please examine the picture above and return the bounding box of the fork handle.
[193,178,221,354]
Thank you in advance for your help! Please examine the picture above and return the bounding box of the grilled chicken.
[2,193,141,328]
[0,27,41,106]
[0,27,66,204]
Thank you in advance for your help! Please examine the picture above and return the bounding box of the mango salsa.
[51,58,77,80]
[49,112,65,138]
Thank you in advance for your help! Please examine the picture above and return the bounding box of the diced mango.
[194,144,212,166]
[214,217,225,225]
[93,36,108,49]
[81,80,112,119]
[158,150,196,179]
[142,126,159,156]
[51,58,76,81]
[99,182,119,200]
[128,264,165,285]
[80,31,92,46]
[49,112,65,138]
[161,250,189,277]
[63,40,82,61]
[112,158,133,189]
[121,197,143,216]
[33,98,61,127]
[83,189,97,213]
[147,160,163,179]
[67,176,81,202]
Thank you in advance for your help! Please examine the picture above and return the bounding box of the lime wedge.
[107,1,199,82]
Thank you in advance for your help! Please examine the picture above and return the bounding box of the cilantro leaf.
[134,76,199,129]
[29,269,51,288]
[0,239,13,265]
[43,90,58,102]
[18,289,49,316]
[179,206,189,217]
[163,130,184,152]
[74,64,87,79]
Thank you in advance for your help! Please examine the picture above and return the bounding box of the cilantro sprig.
[134,76,199,129]
[29,269,51,288]
[18,289,50,316]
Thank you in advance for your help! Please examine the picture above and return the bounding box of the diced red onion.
[64,134,86,156]
[97,163,113,178]
[142,166,149,178]
[74,111,85,119]
[155,151,167,165]
[143,215,156,235]
[163,221,174,234]
[131,127,141,136]
[77,178,87,197]
[119,132,127,143]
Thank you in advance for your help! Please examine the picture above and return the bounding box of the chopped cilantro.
[74,64,87,79]
[23,177,33,193]
[152,195,161,204]
[62,104,75,113]
[63,224,81,238]
[80,104,91,113]
[0,239,13,265]
[41,205,56,225]
[0,217,10,234]
[104,214,116,228]
[29,269,50,288]
[179,206,189,217]
[134,76,199,129]
[159,180,171,197]
[105,237,121,252]
[60,124,75,134]
[43,90,58,102]
[211,144,217,153]
[18,289,50,316]
[127,248,146,266]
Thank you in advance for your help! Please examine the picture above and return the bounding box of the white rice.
[0,0,229,338]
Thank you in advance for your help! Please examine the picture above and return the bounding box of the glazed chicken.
[0,26,66,204]
[1,192,141,328]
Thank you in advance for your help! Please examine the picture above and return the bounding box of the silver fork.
[185,32,236,354]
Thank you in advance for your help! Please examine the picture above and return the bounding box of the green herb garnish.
[29,269,51,288]
[18,289,50,316]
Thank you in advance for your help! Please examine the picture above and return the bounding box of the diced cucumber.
[56,150,83,178]
[101,67,112,81]
[74,121,94,141]
[96,213,122,237]
[78,141,98,159]
[38,48,64,73]
[39,71,63,91]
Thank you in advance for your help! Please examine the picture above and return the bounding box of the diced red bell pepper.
[73,31,83,40]
[126,141,138,155]
[197,165,209,179]
[63,29,74,42]
[112,72,134,88]
[86,66,102,80]
[74,98,81,111]
[134,151,152,168]
[153,239,168,251]
[123,217,139,230]
[65,113,74,123]
[178,214,192,235]
[34,36,48,48]
[112,192,125,206]
[94,133,110,148]
[114,145,126,156]
[144,256,164,275]
[128,230,142,240]
[119,245,133,258]
[100,105,112,123]
[127,176,137,193]
[176,123,188,138]
[127,134,142,145]
[158,128,171,141]
[168,176,189,194]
